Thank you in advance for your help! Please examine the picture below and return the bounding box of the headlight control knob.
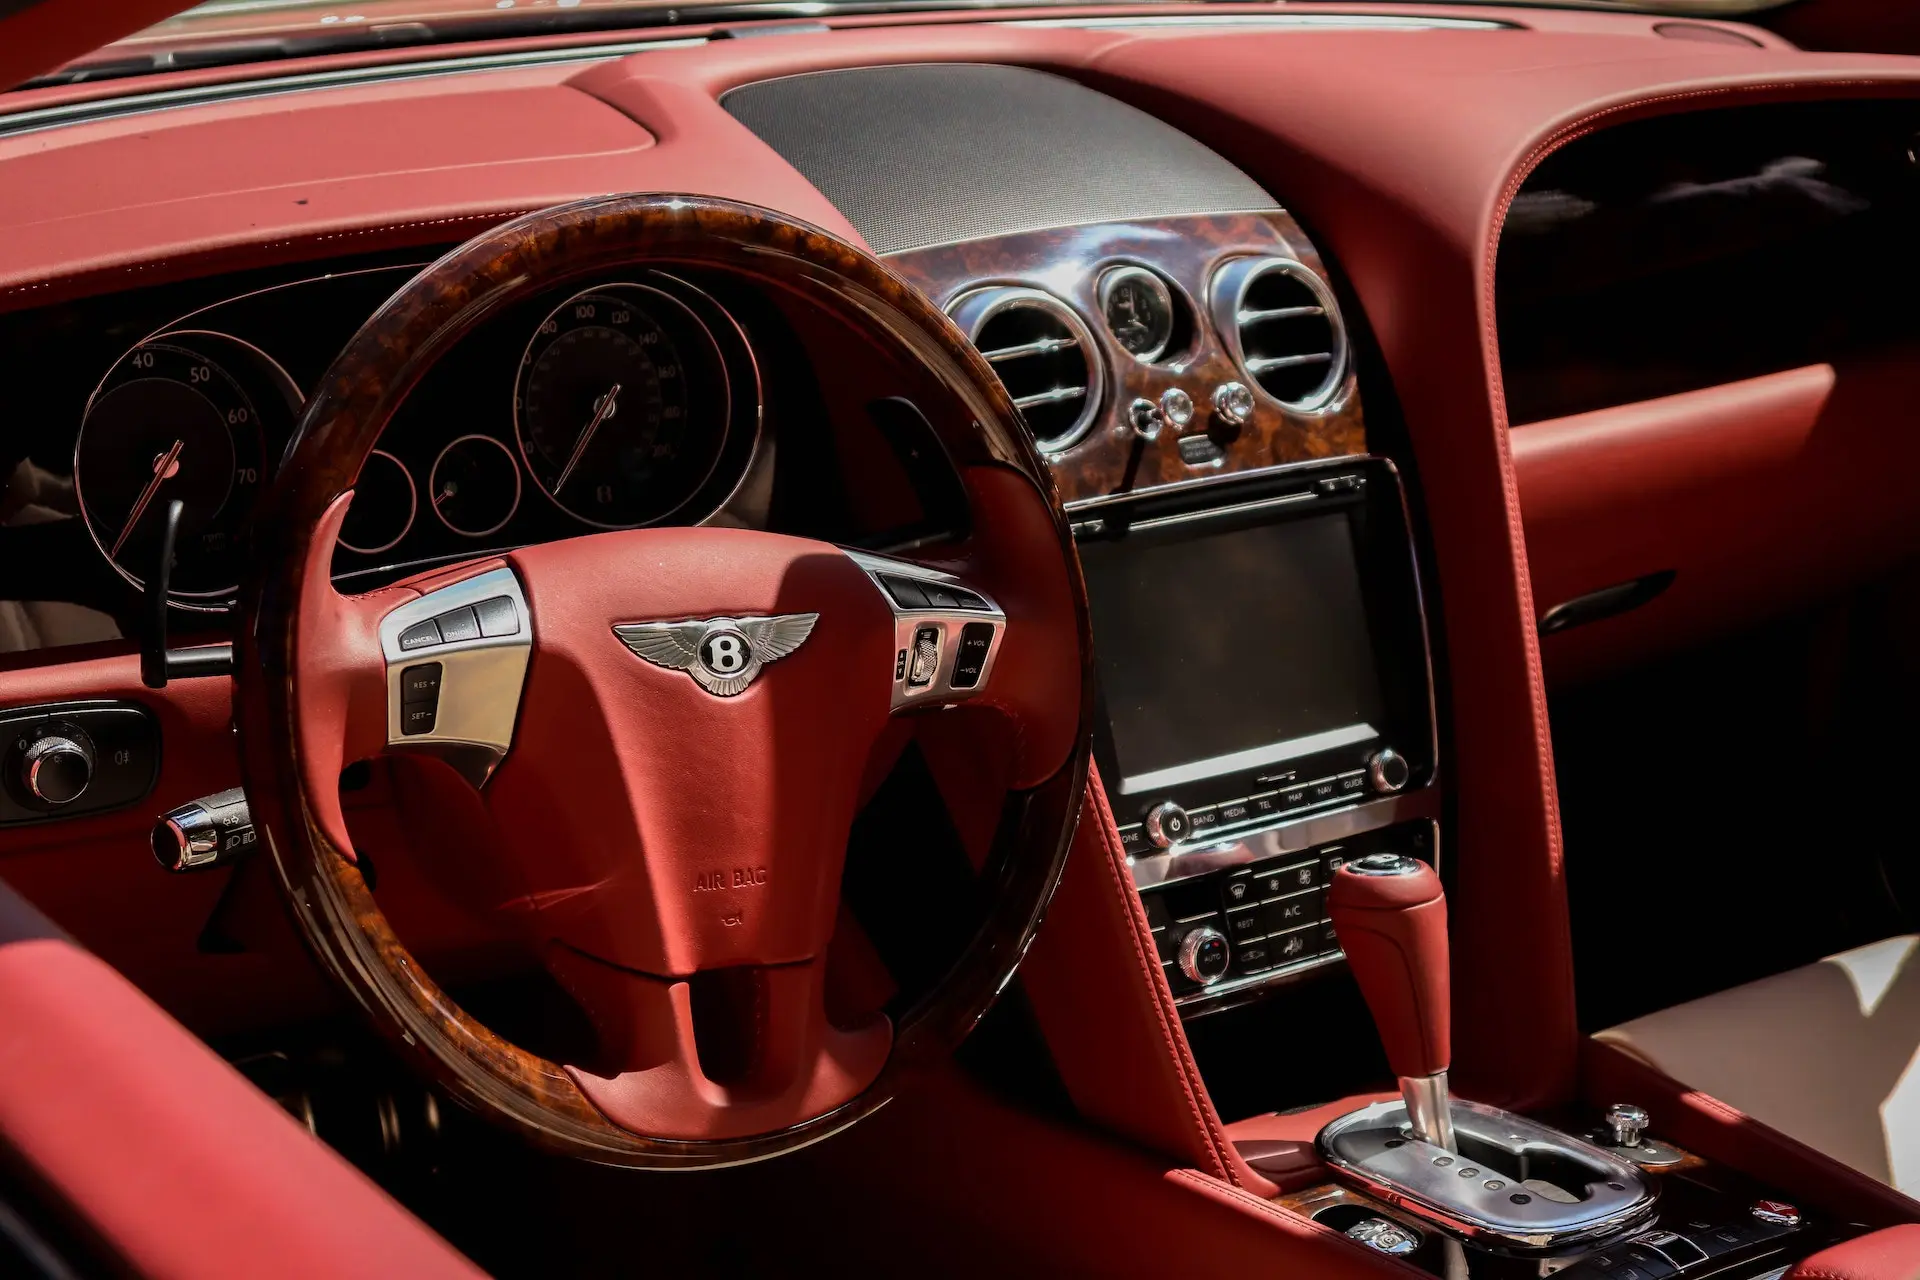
[23,732,93,805]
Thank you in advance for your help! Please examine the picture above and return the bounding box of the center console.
[1073,456,1875,1280]
[1070,455,1441,1013]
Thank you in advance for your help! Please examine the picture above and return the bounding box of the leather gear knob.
[1327,854,1449,1079]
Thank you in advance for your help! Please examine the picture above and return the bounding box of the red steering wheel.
[234,195,1091,1166]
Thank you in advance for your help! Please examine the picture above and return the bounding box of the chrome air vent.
[1211,257,1348,412]
[949,287,1104,452]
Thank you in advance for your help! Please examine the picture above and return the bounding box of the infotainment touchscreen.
[1080,511,1389,798]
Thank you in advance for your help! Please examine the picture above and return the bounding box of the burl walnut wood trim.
[235,194,1093,1167]
[886,212,1367,506]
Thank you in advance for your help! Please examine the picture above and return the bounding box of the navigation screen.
[1079,512,1389,796]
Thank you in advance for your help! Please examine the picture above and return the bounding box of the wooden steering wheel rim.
[234,194,1093,1167]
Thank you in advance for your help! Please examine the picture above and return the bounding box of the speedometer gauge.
[513,283,732,529]
[74,338,270,604]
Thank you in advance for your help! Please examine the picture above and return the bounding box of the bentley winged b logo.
[613,613,820,697]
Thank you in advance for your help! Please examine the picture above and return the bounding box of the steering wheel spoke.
[545,947,890,1141]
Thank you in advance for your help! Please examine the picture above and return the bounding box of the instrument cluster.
[68,264,764,608]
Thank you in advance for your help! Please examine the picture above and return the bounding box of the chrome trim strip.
[1062,450,1342,514]
[1005,14,1513,29]
[0,39,703,139]
[1119,722,1378,794]
[1122,487,1318,533]
[1175,948,1345,1013]
[1130,787,1440,891]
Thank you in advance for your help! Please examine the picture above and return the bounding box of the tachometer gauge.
[1099,265,1177,363]
[74,339,269,604]
[514,283,731,528]
[428,435,521,538]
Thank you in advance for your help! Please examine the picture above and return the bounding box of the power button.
[1145,801,1191,848]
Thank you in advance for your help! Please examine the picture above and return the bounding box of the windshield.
[49,0,1785,87]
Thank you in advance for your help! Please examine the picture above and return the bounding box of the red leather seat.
[1596,935,1920,1197]
[0,878,484,1280]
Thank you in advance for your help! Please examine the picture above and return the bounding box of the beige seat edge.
[1594,934,1920,1195]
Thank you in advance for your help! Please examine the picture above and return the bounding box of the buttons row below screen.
[1117,768,1371,854]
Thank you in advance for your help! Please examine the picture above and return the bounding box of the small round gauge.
[74,339,268,602]
[513,283,731,529]
[428,435,521,538]
[1099,265,1177,362]
[338,450,417,555]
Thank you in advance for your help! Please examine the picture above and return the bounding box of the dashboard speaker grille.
[720,64,1277,255]
[1214,257,1349,412]
[949,288,1103,452]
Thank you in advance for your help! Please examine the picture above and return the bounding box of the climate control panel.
[1138,816,1435,1012]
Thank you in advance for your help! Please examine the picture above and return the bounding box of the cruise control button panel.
[377,568,532,787]
[395,596,521,655]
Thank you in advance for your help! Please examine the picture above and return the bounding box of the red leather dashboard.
[5,0,1920,1241]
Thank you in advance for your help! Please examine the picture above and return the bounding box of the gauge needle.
[109,438,185,561]
[555,383,620,495]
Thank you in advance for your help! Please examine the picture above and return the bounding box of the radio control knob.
[1212,381,1255,427]
[1144,801,1191,848]
[1368,748,1410,794]
[23,733,93,805]
[1178,927,1230,985]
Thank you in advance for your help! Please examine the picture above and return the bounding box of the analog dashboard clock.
[1098,265,1177,363]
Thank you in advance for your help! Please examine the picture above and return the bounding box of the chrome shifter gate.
[1318,1099,1659,1252]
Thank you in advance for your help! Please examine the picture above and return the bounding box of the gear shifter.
[1317,852,1659,1252]
[1326,852,1455,1149]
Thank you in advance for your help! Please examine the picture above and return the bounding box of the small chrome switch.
[1127,397,1164,440]
[1212,381,1255,426]
[1158,387,1195,430]
[1604,1103,1649,1148]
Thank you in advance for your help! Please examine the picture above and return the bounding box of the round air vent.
[1210,257,1348,412]
[949,287,1104,452]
